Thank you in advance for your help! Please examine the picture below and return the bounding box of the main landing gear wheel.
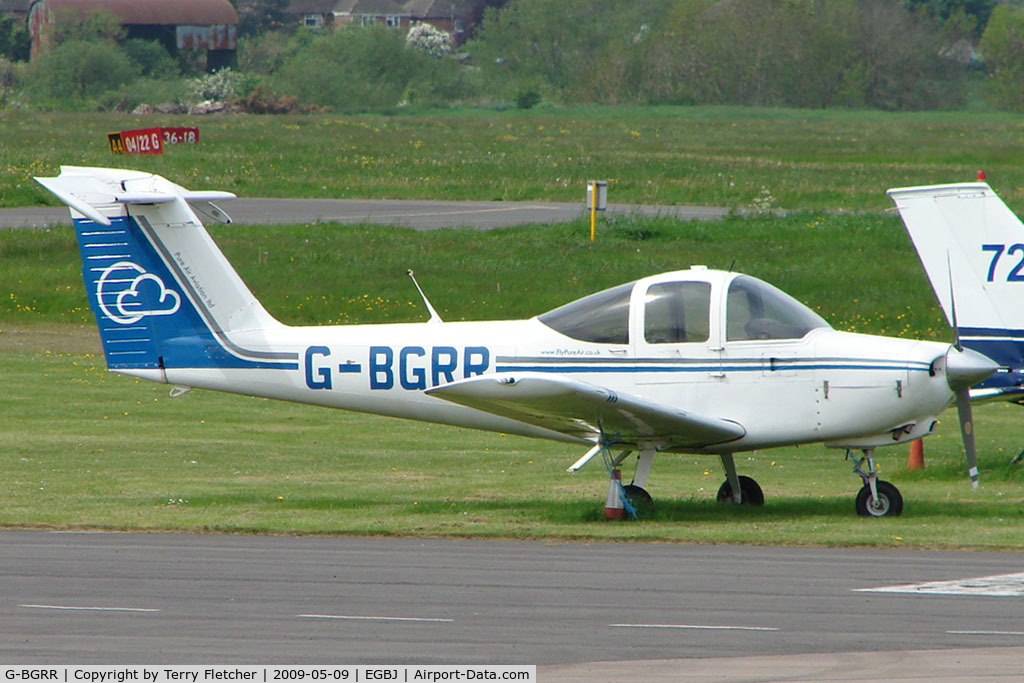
[716,476,765,506]
[623,484,653,517]
[855,480,903,517]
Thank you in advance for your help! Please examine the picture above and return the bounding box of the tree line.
[5,0,1024,113]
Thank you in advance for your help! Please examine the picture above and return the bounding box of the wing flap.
[426,372,745,450]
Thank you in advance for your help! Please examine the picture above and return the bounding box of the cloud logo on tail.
[96,261,181,325]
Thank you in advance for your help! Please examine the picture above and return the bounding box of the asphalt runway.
[0,198,729,230]
[3,531,1023,680]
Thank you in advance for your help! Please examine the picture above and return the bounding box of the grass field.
[4,105,1024,548]
[5,106,1024,210]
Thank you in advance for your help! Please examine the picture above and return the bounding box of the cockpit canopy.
[537,271,829,345]
[537,282,633,344]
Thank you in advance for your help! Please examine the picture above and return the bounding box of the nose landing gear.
[849,449,903,517]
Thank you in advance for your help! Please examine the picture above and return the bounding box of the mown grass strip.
[4,107,1024,210]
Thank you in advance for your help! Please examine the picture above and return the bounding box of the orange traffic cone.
[604,469,624,519]
[908,439,925,470]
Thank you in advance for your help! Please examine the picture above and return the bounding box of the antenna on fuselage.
[407,269,443,323]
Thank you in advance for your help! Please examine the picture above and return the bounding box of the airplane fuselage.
[134,319,956,454]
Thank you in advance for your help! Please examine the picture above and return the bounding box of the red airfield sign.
[108,127,200,155]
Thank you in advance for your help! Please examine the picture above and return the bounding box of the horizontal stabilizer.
[113,193,176,205]
[113,191,236,206]
[34,175,113,226]
[35,166,236,226]
[426,372,745,450]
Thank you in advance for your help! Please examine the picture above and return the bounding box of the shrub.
[123,38,178,79]
[515,90,540,109]
[0,16,30,61]
[29,39,139,101]
[273,26,422,112]
[980,4,1024,111]
[188,68,240,101]
[0,56,23,106]
[406,23,451,58]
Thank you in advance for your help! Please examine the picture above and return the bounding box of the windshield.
[726,275,829,341]
[538,281,633,344]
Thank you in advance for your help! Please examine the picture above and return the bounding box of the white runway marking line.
[949,630,1024,636]
[611,623,779,632]
[854,572,1024,597]
[297,614,453,623]
[21,604,159,613]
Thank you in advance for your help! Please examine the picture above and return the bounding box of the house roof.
[30,0,238,25]
[0,0,31,11]
[404,0,474,19]
[350,0,404,14]
[286,0,475,19]
[286,0,346,13]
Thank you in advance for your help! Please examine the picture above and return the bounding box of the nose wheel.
[849,449,903,517]
[855,480,902,517]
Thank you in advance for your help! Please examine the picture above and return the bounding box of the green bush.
[980,4,1024,111]
[123,38,178,79]
[468,0,967,110]
[273,26,423,112]
[0,56,23,107]
[0,16,29,61]
[28,39,139,101]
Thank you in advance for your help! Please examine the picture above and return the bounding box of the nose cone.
[945,346,1000,390]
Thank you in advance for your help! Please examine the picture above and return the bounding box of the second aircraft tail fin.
[889,181,1024,399]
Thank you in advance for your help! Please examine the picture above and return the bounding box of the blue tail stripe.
[73,215,296,371]
[957,331,1024,391]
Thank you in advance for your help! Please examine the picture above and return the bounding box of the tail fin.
[888,182,1024,400]
[36,166,297,381]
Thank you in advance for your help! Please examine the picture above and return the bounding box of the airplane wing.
[425,372,745,451]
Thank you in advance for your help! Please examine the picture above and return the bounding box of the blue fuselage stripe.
[496,361,930,374]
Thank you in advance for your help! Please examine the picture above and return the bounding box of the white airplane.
[890,181,1024,406]
[36,166,998,518]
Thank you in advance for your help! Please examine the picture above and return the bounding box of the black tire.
[623,484,654,518]
[716,475,765,506]
[855,480,903,517]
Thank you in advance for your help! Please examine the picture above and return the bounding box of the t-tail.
[35,166,298,383]
[888,181,1024,402]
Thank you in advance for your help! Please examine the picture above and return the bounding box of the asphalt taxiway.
[0,198,729,230]
[3,531,1023,680]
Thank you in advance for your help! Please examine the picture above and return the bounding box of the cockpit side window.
[538,281,633,344]
[726,275,829,341]
[644,281,710,344]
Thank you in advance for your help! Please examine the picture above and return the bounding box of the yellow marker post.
[589,181,597,241]
[587,180,607,242]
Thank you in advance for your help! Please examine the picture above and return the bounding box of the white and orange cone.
[604,468,624,519]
